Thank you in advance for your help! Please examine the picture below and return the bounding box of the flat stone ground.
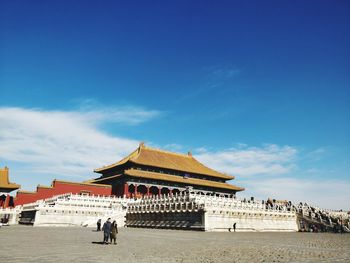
[0,226,349,263]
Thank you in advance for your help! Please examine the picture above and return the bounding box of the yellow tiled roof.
[86,174,122,183]
[94,144,234,180]
[124,169,244,192]
[0,167,20,191]
[54,179,111,188]
[16,190,36,194]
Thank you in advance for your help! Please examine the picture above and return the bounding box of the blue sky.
[1,1,349,209]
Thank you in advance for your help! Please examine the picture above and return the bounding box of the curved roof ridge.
[141,145,192,158]
[94,144,235,180]
[94,147,140,172]
[131,145,234,180]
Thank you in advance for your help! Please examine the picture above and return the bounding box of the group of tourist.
[0,217,9,224]
[96,218,118,244]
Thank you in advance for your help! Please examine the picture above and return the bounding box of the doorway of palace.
[149,186,159,195]
[161,187,170,195]
[128,184,135,195]
[172,189,180,195]
[137,185,148,195]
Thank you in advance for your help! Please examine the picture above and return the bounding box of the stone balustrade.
[2,190,347,231]
[16,193,129,227]
[125,191,299,231]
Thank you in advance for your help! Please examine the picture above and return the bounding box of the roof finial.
[139,142,145,148]
[188,151,192,157]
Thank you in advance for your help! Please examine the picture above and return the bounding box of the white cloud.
[0,108,347,210]
[195,145,349,210]
[241,177,350,210]
[195,144,298,176]
[0,106,159,179]
[78,106,162,125]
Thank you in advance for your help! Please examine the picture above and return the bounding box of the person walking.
[340,219,343,235]
[233,223,237,232]
[102,218,112,244]
[97,218,101,231]
[110,220,118,245]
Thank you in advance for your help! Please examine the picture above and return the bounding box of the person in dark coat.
[97,218,101,231]
[102,218,112,244]
[233,223,237,232]
[110,220,118,245]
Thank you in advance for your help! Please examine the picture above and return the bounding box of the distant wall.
[33,207,126,227]
[14,180,112,206]
[204,209,298,232]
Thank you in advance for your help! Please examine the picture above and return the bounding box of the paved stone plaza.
[0,226,349,263]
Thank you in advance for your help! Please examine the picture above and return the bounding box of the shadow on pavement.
[92,241,105,245]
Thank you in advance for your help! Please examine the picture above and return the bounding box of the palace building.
[2,143,243,207]
[90,143,244,198]
[2,145,347,232]
[0,167,20,208]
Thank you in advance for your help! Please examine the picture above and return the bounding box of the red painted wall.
[14,180,112,206]
[15,192,39,206]
[0,196,5,208]
[0,194,13,209]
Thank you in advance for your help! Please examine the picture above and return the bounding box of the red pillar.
[124,183,129,198]
[146,186,150,196]
[4,195,11,208]
[134,184,138,197]
[170,189,173,196]
[158,187,162,196]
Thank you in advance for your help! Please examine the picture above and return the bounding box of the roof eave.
[125,169,244,192]
[129,159,234,180]
[89,174,123,183]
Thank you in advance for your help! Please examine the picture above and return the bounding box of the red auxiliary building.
[1,167,112,207]
[14,180,112,206]
[90,143,244,198]
[0,167,20,208]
